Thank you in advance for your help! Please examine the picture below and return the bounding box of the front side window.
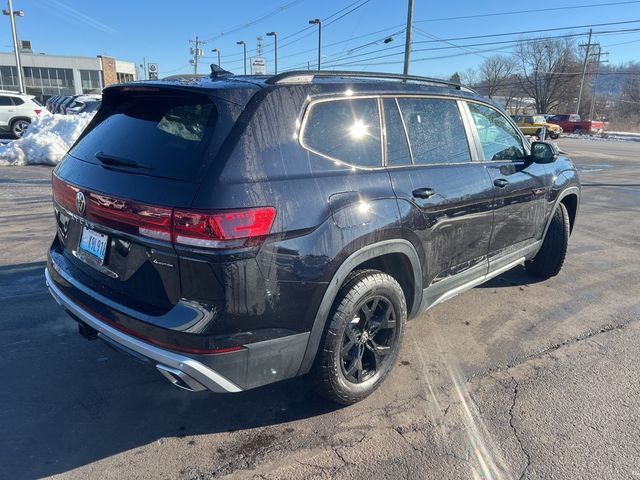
[468,102,525,161]
[302,98,382,167]
[396,97,471,165]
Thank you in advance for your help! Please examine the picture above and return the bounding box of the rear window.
[69,93,217,181]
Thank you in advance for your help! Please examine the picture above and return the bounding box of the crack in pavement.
[471,321,631,382]
[508,375,532,480]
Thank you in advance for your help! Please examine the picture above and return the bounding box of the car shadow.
[0,263,338,480]
[477,265,547,288]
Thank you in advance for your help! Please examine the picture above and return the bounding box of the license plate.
[79,227,108,263]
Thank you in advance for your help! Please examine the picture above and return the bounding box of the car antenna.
[210,64,233,80]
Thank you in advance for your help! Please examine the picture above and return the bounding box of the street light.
[309,18,321,71]
[3,0,25,93]
[236,41,246,75]
[211,48,221,67]
[266,32,278,74]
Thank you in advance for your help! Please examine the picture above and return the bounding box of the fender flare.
[541,185,580,241]
[296,239,422,375]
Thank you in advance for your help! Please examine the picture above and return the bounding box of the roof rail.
[265,70,473,91]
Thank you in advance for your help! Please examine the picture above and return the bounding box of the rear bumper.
[46,267,243,393]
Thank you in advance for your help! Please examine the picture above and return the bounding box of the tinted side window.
[468,102,525,161]
[302,98,382,167]
[397,98,471,165]
[10,97,24,105]
[0,96,12,106]
[383,98,411,166]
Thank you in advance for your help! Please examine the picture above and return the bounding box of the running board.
[426,257,526,311]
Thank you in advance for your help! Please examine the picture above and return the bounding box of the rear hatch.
[52,85,236,315]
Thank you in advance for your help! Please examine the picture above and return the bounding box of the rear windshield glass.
[69,93,216,181]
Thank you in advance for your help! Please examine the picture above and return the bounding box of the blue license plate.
[79,227,108,263]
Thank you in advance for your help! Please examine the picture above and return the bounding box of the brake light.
[52,176,276,248]
[52,174,79,212]
[87,193,173,241]
[173,207,276,248]
[34,109,42,115]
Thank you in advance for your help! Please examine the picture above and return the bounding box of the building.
[0,48,137,100]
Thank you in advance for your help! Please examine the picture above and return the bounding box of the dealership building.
[0,48,137,99]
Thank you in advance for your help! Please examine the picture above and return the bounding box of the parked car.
[59,95,80,114]
[66,95,101,115]
[511,114,562,139]
[46,70,580,404]
[46,95,60,112]
[50,95,69,114]
[0,90,43,138]
[547,114,605,134]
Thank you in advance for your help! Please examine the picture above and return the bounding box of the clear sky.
[5,0,640,78]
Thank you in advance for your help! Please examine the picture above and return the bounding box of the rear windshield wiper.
[95,151,153,170]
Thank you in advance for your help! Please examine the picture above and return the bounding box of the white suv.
[0,91,43,138]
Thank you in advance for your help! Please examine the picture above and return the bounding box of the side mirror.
[530,141,558,163]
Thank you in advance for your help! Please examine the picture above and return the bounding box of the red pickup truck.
[547,114,605,134]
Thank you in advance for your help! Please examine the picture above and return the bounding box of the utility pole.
[576,29,596,115]
[4,0,24,93]
[589,47,608,120]
[403,0,414,76]
[189,36,205,75]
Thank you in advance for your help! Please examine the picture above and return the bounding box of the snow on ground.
[0,112,94,166]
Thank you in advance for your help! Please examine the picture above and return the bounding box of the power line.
[217,0,371,67]
[202,0,307,42]
[414,0,640,23]
[312,24,640,70]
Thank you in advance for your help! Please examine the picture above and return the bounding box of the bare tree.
[479,55,517,99]
[514,37,580,113]
[617,76,640,126]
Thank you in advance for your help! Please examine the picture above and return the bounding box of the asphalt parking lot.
[1,137,639,480]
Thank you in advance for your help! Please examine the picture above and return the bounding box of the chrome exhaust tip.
[156,364,207,392]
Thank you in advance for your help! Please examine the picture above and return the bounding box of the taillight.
[34,109,42,115]
[87,193,173,241]
[173,207,276,248]
[52,174,79,211]
[52,175,276,248]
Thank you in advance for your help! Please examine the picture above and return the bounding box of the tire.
[550,132,559,140]
[10,119,30,138]
[525,203,570,279]
[312,269,407,405]
[573,126,583,135]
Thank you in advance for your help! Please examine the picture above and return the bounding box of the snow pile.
[0,112,95,166]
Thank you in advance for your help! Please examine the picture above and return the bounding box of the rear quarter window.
[69,92,217,181]
[301,98,382,167]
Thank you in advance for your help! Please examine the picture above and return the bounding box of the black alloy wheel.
[341,295,397,383]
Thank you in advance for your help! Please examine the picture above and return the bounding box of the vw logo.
[76,191,86,216]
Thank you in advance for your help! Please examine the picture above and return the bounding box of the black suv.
[46,70,580,404]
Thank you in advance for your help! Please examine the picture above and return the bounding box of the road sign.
[148,63,158,80]
[251,57,267,75]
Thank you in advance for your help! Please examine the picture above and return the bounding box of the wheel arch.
[543,186,580,240]
[297,239,422,375]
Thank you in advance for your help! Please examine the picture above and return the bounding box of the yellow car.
[511,115,562,139]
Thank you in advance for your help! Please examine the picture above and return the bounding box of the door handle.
[412,187,436,199]
[493,178,509,188]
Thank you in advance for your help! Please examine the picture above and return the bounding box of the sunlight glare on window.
[348,119,369,140]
